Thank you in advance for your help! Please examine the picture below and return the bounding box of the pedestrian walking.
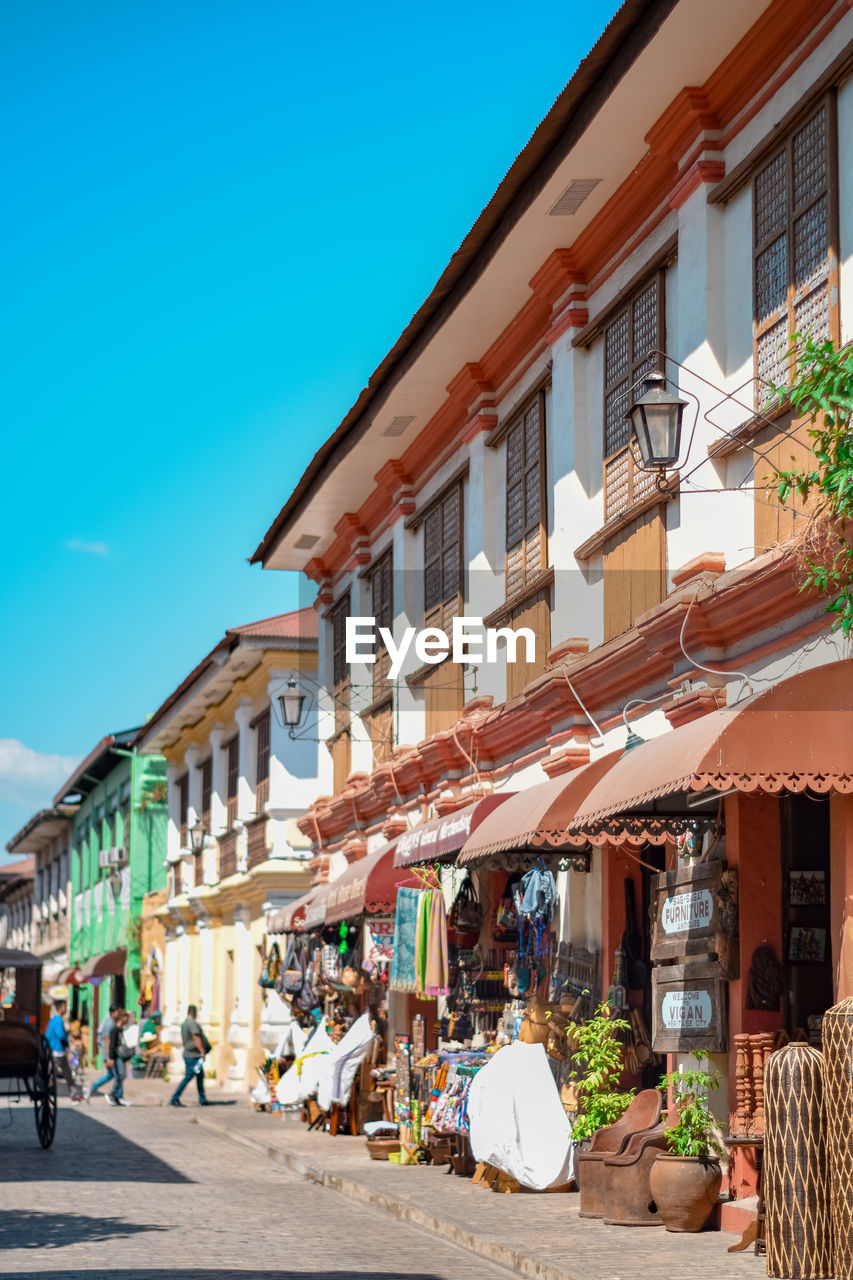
[169,1004,210,1107]
[45,1000,84,1103]
[85,1003,119,1101]
[106,1009,132,1107]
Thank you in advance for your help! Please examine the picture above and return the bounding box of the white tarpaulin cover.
[467,1040,574,1190]
[276,1018,333,1107]
[316,1010,375,1112]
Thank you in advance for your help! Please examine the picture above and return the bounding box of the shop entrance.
[780,794,832,1035]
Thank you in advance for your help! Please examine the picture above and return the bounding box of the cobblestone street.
[0,1094,513,1280]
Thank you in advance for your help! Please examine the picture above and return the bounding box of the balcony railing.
[246,816,269,870]
[219,829,239,880]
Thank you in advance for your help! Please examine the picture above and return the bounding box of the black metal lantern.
[277,678,307,736]
[189,819,206,853]
[626,370,687,470]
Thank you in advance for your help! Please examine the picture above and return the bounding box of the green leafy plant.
[767,336,853,634]
[659,1061,724,1159]
[570,1000,635,1143]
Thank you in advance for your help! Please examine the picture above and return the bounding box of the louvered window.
[177,773,189,849]
[368,550,393,703]
[505,394,545,599]
[753,101,836,403]
[225,735,239,829]
[602,273,664,521]
[253,709,270,813]
[329,592,351,734]
[424,481,462,630]
[200,758,212,833]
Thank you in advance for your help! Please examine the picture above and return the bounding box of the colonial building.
[0,857,35,953]
[5,807,76,985]
[250,0,853,1221]
[135,608,320,1090]
[54,730,168,1055]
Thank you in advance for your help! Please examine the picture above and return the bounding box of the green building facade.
[55,728,167,1060]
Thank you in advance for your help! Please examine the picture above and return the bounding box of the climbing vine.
[769,336,853,634]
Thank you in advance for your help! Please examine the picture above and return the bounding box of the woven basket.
[365,1138,401,1161]
[764,1043,833,1278]
[822,997,853,1280]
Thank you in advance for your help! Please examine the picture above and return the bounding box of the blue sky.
[0,0,622,857]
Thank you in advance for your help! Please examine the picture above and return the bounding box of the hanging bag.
[259,941,281,989]
[492,872,522,943]
[447,874,482,947]
[276,936,306,997]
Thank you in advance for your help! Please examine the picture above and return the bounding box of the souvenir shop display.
[390,885,449,997]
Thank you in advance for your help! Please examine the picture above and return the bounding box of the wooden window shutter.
[602,273,665,521]
[423,481,462,630]
[178,773,189,848]
[369,551,393,702]
[200,758,212,833]
[753,98,837,402]
[330,592,351,733]
[505,394,545,599]
[225,736,239,828]
[602,506,666,641]
[253,709,270,812]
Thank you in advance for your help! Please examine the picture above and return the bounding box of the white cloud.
[65,538,110,556]
[0,740,80,806]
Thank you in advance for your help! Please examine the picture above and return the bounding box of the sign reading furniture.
[650,860,739,1054]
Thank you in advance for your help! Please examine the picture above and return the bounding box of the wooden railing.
[246,816,269,870]
[219,829,239,880]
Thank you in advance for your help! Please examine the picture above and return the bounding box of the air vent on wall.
[382,416,415,437]
[548,178,602,216]
[294,533,320,550]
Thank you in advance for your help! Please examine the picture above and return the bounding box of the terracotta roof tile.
[227,608,318,640]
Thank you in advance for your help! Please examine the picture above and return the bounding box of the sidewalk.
[131,1078,762,1280]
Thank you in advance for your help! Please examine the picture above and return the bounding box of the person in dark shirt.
[107,1010,131,1107]
[169,1004,209,1107]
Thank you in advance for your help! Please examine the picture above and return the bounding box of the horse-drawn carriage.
[0,947,58,1147]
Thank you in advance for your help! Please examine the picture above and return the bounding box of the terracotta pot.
[649,1154,722,1232]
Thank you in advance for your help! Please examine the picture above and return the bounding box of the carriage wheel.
[33,1037,57,1149]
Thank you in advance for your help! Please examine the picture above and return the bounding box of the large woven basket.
[764,1043,833,1278]
[365,1137,401,1161]
[822,997,853,1280]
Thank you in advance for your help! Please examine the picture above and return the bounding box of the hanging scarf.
[424,887,449,997]
[415,889,432,994]
[390,887,420,992]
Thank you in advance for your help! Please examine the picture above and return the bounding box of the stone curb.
[194,1114,578,1280]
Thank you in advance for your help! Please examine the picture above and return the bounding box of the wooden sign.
[651,861,738,977]
[651,961,727,1053]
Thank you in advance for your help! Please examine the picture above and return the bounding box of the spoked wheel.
[33,1036,57,1148]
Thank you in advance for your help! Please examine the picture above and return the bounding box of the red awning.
[571,660,853,840]
[299,881,334,932]
[326,842,421,924]
[57,966,86,985]
[457,752,622,866]
[393,795,514,869]
[268,890,317,934]
[81,949,126,980]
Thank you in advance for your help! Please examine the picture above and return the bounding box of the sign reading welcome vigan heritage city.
[345,615,536,680]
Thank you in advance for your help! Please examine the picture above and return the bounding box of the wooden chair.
[601,1106,682,1227]
[577,1089,663,1218]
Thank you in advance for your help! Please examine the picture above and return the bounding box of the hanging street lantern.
[189,819,206,853]
[277,678,307,738]
[626,370,688,470]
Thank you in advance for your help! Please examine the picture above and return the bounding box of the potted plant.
[649,1061,724,1232]
[570,1000,635,1145]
